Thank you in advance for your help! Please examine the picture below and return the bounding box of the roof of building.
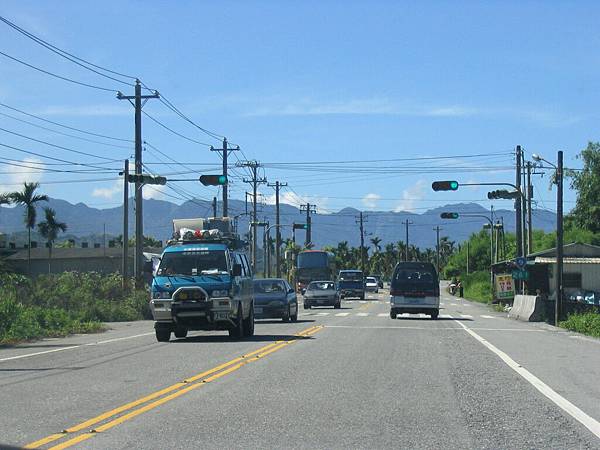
[4,247,163,261]
[534,257,600,264]
[527,242,600,258]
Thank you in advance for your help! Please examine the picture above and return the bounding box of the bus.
[296,250,335,293]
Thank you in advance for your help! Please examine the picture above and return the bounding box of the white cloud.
[264,191,330,212]
[394,180,427,213]
[0,157,45,193]
[92,180,121,199]
[143,184,166,200]
[362,193,381,209]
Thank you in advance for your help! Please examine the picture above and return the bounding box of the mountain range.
[0,197,557,250]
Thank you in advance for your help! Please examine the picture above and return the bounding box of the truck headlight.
[153,291,172,299]
[212,289,230,297]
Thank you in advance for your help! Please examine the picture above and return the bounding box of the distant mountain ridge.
[0,197,557,250]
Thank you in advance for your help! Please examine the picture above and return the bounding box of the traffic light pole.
[117,80,159,288]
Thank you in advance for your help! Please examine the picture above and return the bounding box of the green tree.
[9,182,48,274]
[37,207,67,273]
[370,236,382,252]
[569,142,600,232]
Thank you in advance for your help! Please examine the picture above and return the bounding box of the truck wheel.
[360,294,365,300]
[155,324,171,342]
[229,304,245,340]
[174,327,187,339]
[334,301,341,309]
[243,304,255,337]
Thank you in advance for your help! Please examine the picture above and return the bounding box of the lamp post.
[532,152,563,325]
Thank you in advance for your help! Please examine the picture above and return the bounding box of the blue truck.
[337,269,365,300]
[148,217,254,342]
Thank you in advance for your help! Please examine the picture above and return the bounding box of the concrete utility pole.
[210,138,238,217]
[300,203,317,247]
[556,151,564,324]
[268,181,287,277]
[402,220,413,261]
[466,240,470,275]
[212,197,217,218]
[239,161,266,271]
[434,225,442,274]
[117,80,159,288]
[120,159,129,289]
[356,212,367,273]
[515,145,523,260]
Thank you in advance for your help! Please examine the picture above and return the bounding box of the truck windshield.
[158,250,228,276]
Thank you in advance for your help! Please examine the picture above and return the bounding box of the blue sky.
[0,0,598,216]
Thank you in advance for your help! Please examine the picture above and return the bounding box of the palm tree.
[37,207,67,274]
[9,182,49,274]
[370,236,382,252]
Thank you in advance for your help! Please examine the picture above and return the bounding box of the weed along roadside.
[0,272,151,344]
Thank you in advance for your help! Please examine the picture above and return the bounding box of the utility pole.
[239,161,266,271]
[210,138,239,217]
[356,212,367,273]
[300,203,317,247]
[212,197,217,218]
[120,159,129,289]
[526,161,533,255]
[117,80,159,289]
[402,220,413,261]
[556,150,564,325]
[514,145,523,294]
[434,226,442,274]
[466,240,470,275]
[268,181,287,278]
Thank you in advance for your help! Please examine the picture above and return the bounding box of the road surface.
[0,287,599,449]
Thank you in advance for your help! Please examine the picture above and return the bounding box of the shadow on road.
[255,319,316,324]
[0,366,85,372]
[396,316,473,321]
[172,334,316,344]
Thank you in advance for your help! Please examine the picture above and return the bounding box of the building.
[492,242,600,301]
[4,247,163,277]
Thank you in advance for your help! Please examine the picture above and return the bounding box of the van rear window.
[392,268,436,286]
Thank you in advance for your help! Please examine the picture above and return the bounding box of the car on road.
[304,280,340,309]
[149,218,255,342]
[253,278,298,322]
[365,276,379,293]
[389,261,440,319]
[371,274,384,288]
[338,269,365,299]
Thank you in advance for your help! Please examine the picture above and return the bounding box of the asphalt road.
[1,288,599,449]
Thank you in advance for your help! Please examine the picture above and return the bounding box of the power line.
[0,50,118,92]
[0,102,132,142]
[142,110,212,146]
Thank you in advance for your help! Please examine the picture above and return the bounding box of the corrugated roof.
[534,257,600,264]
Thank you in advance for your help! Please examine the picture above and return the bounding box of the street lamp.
[532,151,564,326]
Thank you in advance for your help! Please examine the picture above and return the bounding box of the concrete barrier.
[508,295,544,322]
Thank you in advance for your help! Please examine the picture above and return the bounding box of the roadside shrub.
[559,312,600,338]
[460,271,492,303]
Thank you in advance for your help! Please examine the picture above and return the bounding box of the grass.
[559,312,600,338]
[0,272,151,345]
[460,271,492,304]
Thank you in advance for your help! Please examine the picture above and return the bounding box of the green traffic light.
[218,175,227,185]
[450,181,458,190]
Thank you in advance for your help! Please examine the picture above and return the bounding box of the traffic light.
[440,212,459,219]
[127,174,167,185]
[293,223,308,230]
[432,180,459,191]
[199,174,228,186]
[487,190,520,200]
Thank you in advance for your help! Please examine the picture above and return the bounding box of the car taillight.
[390,290,401,296]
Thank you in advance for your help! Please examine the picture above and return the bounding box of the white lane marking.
[454,320,600,440]
[356,313,369,317]
[440,302,445,306]
[0,332,155,362]
[378,313,388,317]
[450,303,458,306]
[481,315,494,319]
[460,314,473,319]
[335,312,350,317]
[359,301,367,304]
[317,312,330,316]
[440,314,454,319]
[324,325,544,332]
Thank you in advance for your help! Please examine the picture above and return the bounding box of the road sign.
[511,269,529,280]
[515,257,527,269]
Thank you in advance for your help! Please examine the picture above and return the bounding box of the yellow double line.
[25,325,322,450]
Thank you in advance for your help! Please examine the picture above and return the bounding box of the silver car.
[303,280,340,309]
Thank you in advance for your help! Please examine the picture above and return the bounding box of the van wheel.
[360,294,365,300]
[155,325,171,342]
[229,304,245,339]
[390,311,397,320]
[243,304,255,337]
[304,303,311,309]
[174,327,187,339]
[431,311,439,320]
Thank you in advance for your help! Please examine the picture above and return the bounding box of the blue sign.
[515,257,527,269]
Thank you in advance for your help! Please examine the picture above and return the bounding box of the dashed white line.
[356,313,369,317]
[317,312,330,316]
[335,312,350,317]
[481,315,494,319]
[454,319,600,440]
[450,303,458,306]
[460,314,473,319]
[378,313,388,317]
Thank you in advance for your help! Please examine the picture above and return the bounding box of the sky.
[0,0,599,217]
